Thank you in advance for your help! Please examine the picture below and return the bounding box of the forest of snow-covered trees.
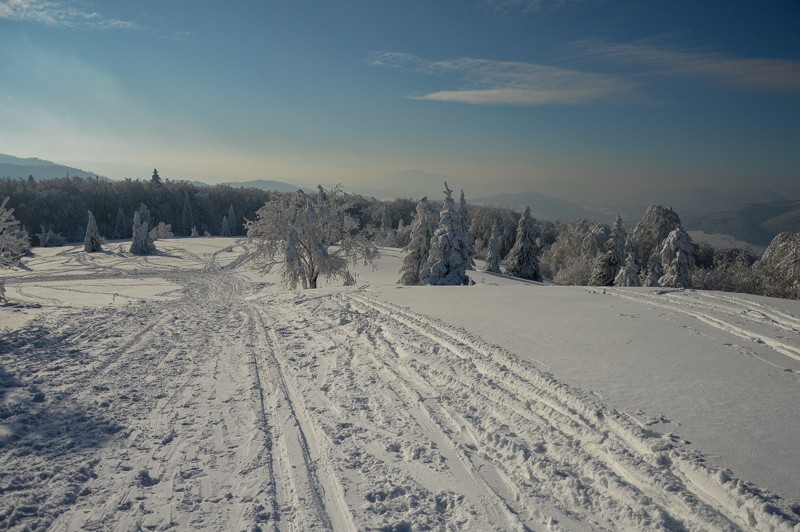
[1,173,799,299]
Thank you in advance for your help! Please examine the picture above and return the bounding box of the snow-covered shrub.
[754,232,800,299]
[247,186,378,289]
[1,197,30,303]
[130,210,156,255]
[420,183,472,286]
[84,211,103,252]
[692,249,759,294]
[149,222,174,241]
[541,219,608,285]
[398,197,437,285]
[505,206,542,281]
[191,226,200,238]
[36,226,66,247]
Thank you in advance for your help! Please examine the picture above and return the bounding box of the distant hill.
[224,179,301,193]
[682,200,800,246]
[0,153,108,181]
[620,188,788,214]
[473,191,610,221]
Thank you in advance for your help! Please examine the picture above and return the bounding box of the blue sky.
[0,0,798,198]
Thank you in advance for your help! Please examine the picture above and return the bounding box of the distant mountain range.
[473,191,610,222]
[0,153,108,181]
[3,153,797,247]
[223,179,301,193]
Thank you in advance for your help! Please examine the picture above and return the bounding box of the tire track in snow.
[347,294,799,531]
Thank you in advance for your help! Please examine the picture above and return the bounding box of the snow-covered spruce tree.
[459,189,476,269]
[221,215,231,237]
[505,206,542,281]
[179,192,194,236]
[589,251,616,286]
[227,204,238,236]
[84,211,103,252]
[483,221,501,274]
[590,217,628,286]
[1,197,31,303]
[130,209,156,255]
[754,232,800,299]
[630,205,681,284]
[113,207,127,239]
[658,227,694,288]
[247,186,378,289]
[643,252,664,287]
[614,251,641,287]
[420,183,472,286]
[398,197,437,285]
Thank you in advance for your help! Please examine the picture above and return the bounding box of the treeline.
[0,174,275,244]
[0,174,421,247]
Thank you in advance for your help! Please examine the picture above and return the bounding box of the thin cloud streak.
[481,0,588,15]
[0,0,136,29]
[574,40,800,93]
[366,52,633,106]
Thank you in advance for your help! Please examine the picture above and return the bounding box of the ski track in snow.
[1,244,799,531]
[602,288,800,370]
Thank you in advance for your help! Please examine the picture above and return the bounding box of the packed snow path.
[1,242,798,530]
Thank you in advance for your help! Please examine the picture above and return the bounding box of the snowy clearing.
[1,238,799,531]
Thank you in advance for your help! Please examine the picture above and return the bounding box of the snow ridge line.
[348,294,799,531]
[606,289,800,364]
[253,307,356,532]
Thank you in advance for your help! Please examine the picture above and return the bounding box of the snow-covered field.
[1,238,799,531]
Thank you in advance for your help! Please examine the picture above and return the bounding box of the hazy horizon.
[1,1,799,198]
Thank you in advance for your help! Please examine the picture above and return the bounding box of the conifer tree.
[398,197,436,285]
[505,206,541,281]
[483,221,501,274]
[227,204,238,236]
[420,183,472,286]
[589,250,616,286]
[180,192,194,236]
[83,211,103,252]
[614,250,641,287]
[658,227,694,288]
[113,207,127,239]
[606,214,627,277]
[643,253,663,287]
[459,189,476,269]
[221,215,231,237]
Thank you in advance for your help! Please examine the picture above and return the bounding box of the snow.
[1,239,799,531]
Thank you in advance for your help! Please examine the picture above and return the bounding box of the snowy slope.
[1,240,798,531]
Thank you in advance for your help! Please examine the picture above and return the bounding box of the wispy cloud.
[366,52,633,106]
[0,0,136,29]
[572,40,800,94]
[481,0,588,15]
